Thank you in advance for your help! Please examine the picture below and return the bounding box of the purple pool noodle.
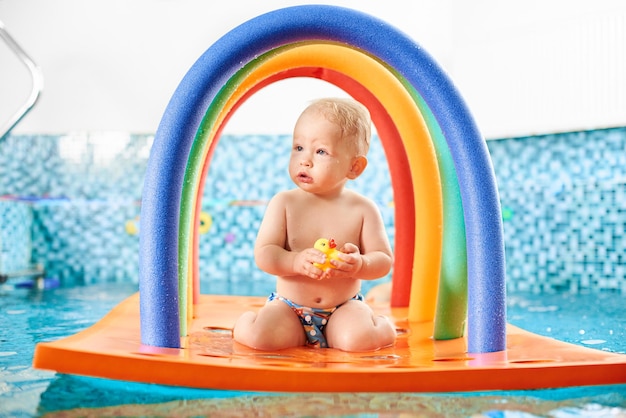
[139,5,506,352]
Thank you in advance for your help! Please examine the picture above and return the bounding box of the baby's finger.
[333,253,356,269]
[310,249,327,265]
[308,262,325,280]
[340,242,359,254]
[319,270,332,280]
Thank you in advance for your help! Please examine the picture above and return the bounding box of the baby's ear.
[347,156,368,179]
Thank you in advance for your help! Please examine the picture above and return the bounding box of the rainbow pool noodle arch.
[139,5,506,353]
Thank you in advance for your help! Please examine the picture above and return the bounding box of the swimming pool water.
[1,283,625,417]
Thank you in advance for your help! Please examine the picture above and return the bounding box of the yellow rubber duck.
[313,238,342,271]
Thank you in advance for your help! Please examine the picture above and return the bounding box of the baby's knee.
[372,315,397,345]
[232,311,258,344]
[327,308,397,351]
[233,308,305,350]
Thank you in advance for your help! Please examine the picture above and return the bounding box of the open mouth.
[297,172,312,183]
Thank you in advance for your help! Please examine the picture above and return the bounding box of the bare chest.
[284,204,363,251]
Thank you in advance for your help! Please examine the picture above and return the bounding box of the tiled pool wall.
[1,127,625,294]
[491,128,626,293]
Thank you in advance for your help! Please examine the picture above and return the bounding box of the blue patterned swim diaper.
[268,292,364,348]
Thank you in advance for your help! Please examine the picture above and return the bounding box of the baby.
[233,97,396,352]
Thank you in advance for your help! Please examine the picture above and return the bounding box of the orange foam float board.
[33,293,626,392]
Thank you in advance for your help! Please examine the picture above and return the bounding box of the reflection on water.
[37,375,626,417]
[1,284,625,417]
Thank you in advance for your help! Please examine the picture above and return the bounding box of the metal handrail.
[0,20,44,141]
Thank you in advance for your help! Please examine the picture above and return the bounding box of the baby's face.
[289,110,357,196]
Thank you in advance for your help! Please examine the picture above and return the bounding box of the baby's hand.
[321,243,363,279]
[293,248,328,280]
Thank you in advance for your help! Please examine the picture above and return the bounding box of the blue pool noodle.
[139,5,506,352]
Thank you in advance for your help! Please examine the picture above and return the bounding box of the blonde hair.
[304,97,371,155]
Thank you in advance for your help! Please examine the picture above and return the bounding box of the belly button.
[314,297,322,304]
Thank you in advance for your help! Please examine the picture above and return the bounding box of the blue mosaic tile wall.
[1,127,624,294]
[0,199,32,274]
[487,128,626,293]
[0,133,393,295]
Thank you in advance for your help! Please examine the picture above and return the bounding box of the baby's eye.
[316,149,328,156]
[294,145,303,152]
